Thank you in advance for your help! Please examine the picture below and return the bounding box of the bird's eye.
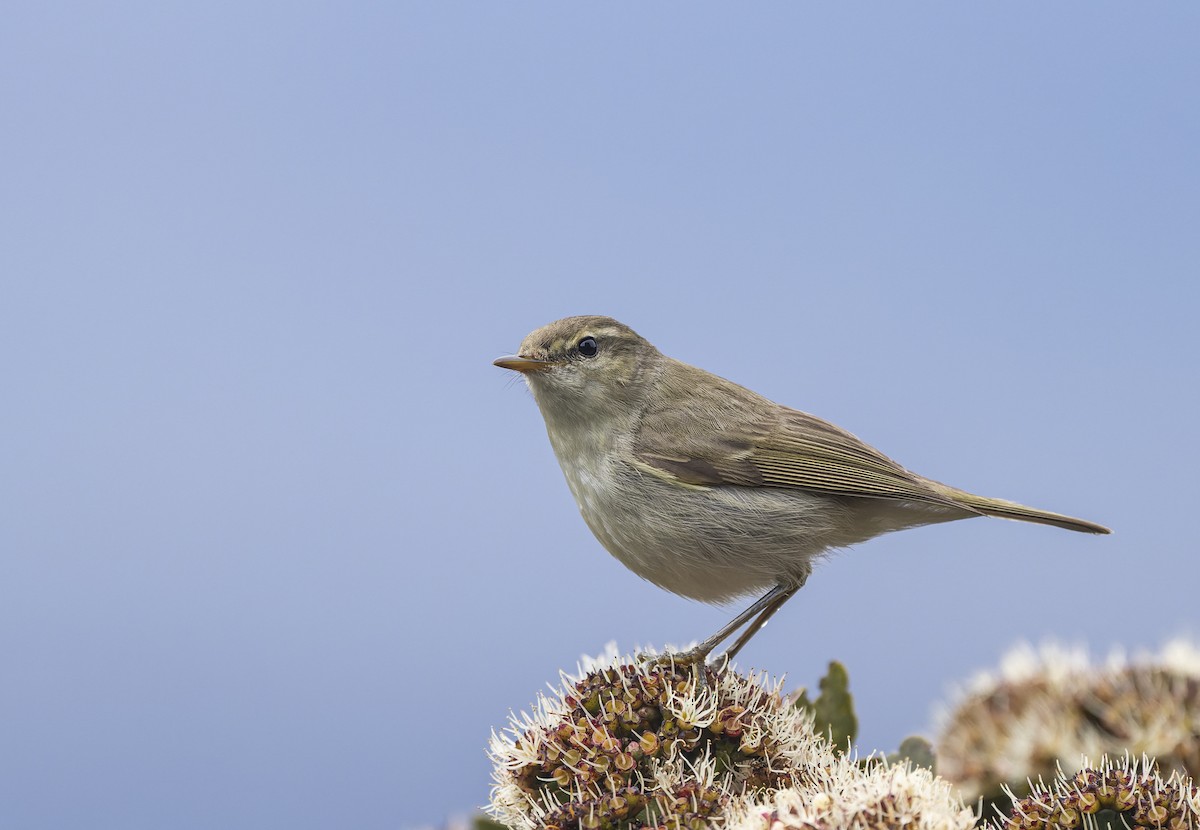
[577,337,599,358]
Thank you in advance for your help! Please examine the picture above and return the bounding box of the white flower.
[663,677,719,730]
[726,755,975,830]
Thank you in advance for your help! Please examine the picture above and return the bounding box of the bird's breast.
[553,446,625,544]
[547,442,816,602]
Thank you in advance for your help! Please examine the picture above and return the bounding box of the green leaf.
[794,660,858,753]
[473,816,511,830]
[886,735,936,773]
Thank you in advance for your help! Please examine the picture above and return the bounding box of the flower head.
[726,755,975,830]
[488,647,834,830]
[937,639,1200,802]
[988,755,1200,830]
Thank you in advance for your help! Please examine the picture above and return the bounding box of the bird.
[494,315,1109,663]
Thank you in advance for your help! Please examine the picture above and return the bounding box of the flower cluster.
[937,640,1200,802]
[488,645,832,830]
[727,755,976,830]
[989,755,1200,830]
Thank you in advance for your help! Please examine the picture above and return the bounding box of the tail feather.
[938,487,1111,534]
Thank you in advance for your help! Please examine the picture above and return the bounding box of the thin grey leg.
[718,584,799,662]
[686,584,791,662]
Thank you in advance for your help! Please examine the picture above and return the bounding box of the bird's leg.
[663,584,794,667]
[716,583,800,663]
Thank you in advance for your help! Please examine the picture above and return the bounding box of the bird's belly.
[558,455,839,603]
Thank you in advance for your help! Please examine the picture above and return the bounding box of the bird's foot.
[641,647,729,683]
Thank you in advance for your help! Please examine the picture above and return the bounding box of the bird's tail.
[935,485,1111,534]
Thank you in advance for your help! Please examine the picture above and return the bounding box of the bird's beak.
[493,355,552,373]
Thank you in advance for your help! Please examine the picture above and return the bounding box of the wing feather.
[632,362,965,510]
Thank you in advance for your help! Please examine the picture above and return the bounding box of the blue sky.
[2,4,1197,828]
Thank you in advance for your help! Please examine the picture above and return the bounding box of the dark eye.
[577,336,599,357]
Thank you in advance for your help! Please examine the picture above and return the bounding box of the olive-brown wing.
[632,382,965,510]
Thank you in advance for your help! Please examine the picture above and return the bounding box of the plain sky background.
[2,4,1197,829]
